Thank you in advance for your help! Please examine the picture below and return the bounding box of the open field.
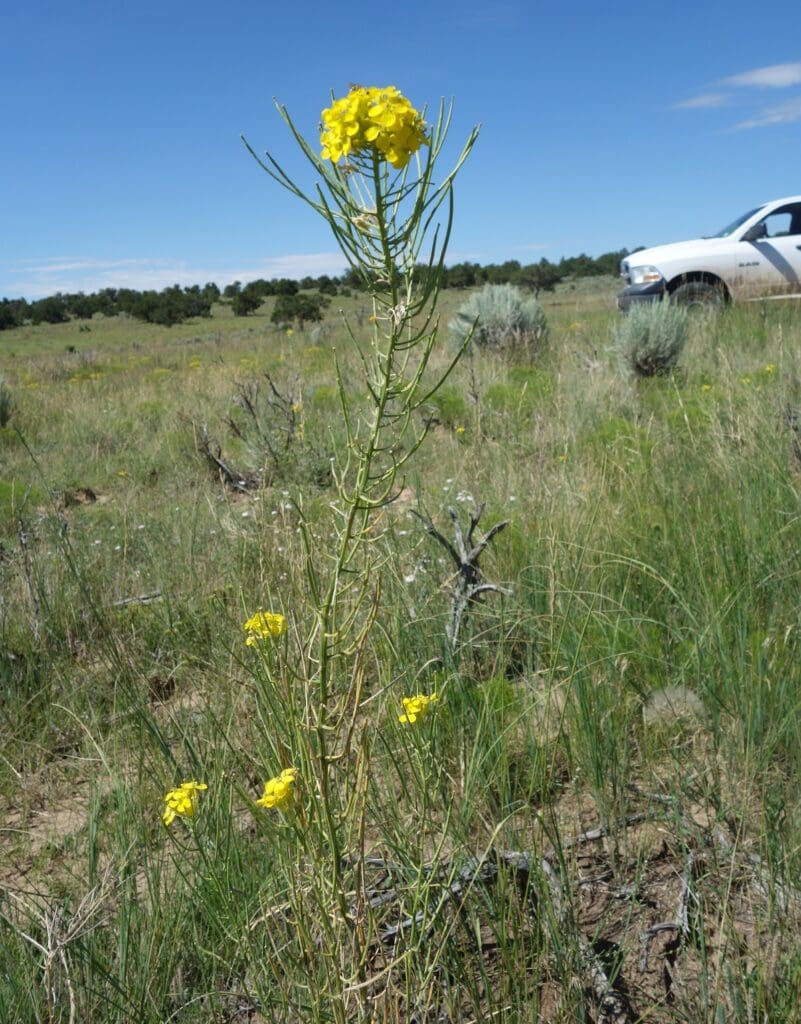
[2,281,801,1022]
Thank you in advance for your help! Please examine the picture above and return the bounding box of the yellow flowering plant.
[162,780,208,826]
[243,610,287,646]
[240,86,477,1015]
[399,692,438,725]
[255,768,298,811]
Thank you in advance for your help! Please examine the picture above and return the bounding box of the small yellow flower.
[243,610,287,646]
[255,768,298,811]
[286,328,294,337]
[291,401,303,414]
[399,692,438,725]
[320,85,428,170]
[162,780,207,826]
[740,375,751,385]
[700,383,712,393]
[117,468,128,478]
[763,363,776,374]
[454,425,466,435]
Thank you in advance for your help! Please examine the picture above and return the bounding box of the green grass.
[1,285,801,1022]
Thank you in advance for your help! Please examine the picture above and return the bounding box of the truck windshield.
[711,207,763,238]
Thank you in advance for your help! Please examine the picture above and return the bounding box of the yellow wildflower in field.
[244,610,287,646]
[320,86,428,169]
[764,363,776,374]
[399,692,438,725]
[256,768,298,810]
[162,780,207,825]
[700,384,712,393]
[455,425,466,435]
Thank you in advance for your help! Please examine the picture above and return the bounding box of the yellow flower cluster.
[162,780,208,826]
[399,692,438,725]
[243,610,287,646]
[320,86,428,170]
[160,771,302,824]
[255,768,298,810]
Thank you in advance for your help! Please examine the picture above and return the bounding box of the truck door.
[737,202,801,299]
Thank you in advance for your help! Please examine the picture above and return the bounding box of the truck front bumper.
[617,280,666,312]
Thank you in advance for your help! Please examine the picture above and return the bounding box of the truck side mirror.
[742,222,767,242]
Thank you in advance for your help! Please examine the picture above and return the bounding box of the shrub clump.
[450,283,548,356]
[613,301,690,378]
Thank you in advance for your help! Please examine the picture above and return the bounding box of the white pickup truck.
[618,195,801,310]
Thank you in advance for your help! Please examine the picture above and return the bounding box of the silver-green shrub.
[0,376,12,428]
[450,283,549,356]
[613,301,690,378]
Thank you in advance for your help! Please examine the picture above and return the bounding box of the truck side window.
[762,204,801,238]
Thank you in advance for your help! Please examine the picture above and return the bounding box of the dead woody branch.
[411,503,511,649]
[196,424,261,493]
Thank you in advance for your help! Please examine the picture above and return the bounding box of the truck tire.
[671,280,726,310]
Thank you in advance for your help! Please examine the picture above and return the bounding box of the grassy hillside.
[1,283,801,1022]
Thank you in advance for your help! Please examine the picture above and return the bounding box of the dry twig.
[411,504,511,648]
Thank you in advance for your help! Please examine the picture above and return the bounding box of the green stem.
[309,153,409,953]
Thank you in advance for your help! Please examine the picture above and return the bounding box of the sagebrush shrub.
[613,301,689,378]
[450,283,548,356]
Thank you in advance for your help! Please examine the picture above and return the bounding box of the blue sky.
[2,0,800,300]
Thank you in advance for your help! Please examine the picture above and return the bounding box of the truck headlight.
[628,265,664,286]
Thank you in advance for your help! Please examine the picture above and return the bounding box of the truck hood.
[629,236,731,270]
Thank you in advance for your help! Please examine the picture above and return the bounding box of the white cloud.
[721,62,801,89]
[1,253,349,300]
[674,92,728,110]
[730,95,801,130]
[676,62,801,129]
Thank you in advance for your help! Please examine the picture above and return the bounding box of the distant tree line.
[0,283,222,330]
[0,248,631,331]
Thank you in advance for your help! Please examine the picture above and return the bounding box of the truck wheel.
[671,281,725,310]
